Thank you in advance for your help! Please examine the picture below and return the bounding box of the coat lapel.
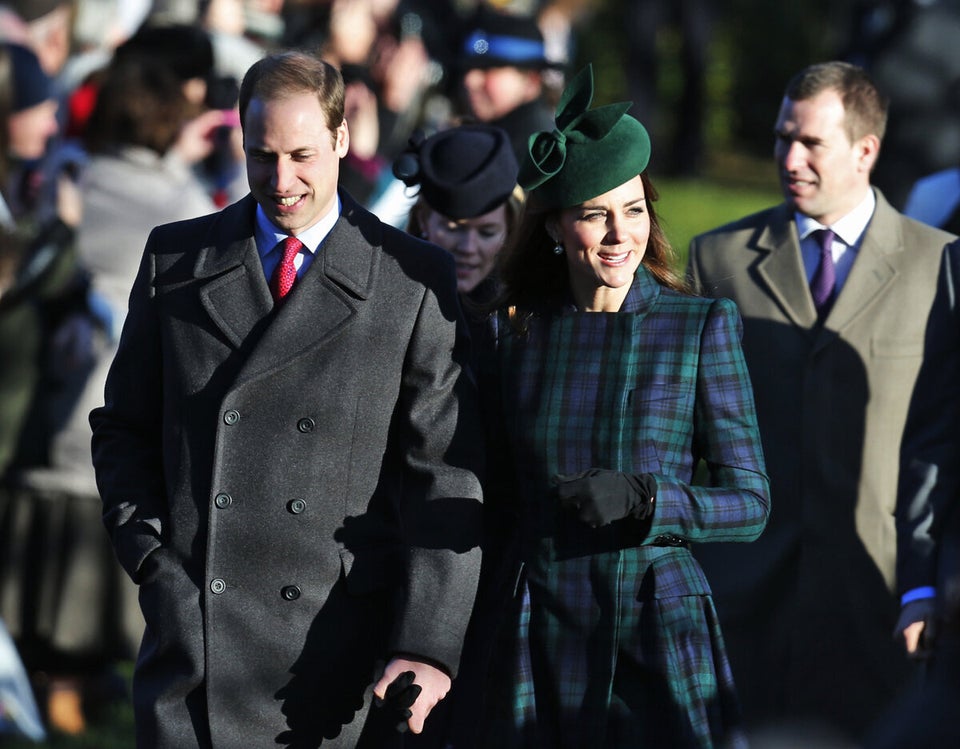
[232,193,380,386]
[194,196,274,350]
[754,207,819,330]
[814,191,900,352]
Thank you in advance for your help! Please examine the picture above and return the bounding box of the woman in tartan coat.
[472,66,771,749]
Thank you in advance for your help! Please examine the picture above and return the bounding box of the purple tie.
[269,236,303,303]
[811,228,836,313]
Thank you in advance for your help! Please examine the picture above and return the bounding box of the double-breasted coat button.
[297,417,315,433]
[210,578,226,594]
[214,493,232,509]
[281,585,301,601]
[223,409,240,425]
[287,499,306,514]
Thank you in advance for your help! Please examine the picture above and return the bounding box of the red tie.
[270,236,303,303]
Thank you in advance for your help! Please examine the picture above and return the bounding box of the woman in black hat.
[471,65,770,748]
[394,122,523,311]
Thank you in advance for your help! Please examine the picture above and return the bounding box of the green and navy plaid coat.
[479,266,770,749]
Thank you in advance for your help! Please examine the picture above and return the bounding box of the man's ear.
[335,119,350,157]
[856,132,880,174]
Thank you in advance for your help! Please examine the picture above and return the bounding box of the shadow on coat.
[694,317,913,743]
[274,495,483,748]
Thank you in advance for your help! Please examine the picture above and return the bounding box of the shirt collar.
[795,188,876,246]
[255,193,342,259]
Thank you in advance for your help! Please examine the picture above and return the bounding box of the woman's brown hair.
[495,172,689,329]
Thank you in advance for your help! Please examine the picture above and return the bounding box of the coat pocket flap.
[635,549,712,600]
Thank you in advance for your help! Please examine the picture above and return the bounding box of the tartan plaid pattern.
[483,267,768,748]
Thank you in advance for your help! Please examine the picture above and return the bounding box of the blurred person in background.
[844,0,960,211]
[2,51,226,736]
[305,0,438,208]
[901,160,960,235]
[0,40,99,737]
[0,0,90,228]
[111,21,246,205]
[623,0,713,176]
[0,0,73,77]
[456,4,558,162]
[77,52,221,290]
[52,0,150,146]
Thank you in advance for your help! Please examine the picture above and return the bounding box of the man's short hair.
[239,51,345,144]
[784,60,889,144]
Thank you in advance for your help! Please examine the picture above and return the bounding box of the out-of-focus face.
[244,91,349,236]
[550,175,648,312]
[421,204,508,293]
[462,66,540,122]
[29,5,72,75]
[773,88,877,226]
[8,99,58,161]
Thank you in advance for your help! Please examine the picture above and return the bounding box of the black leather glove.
[372,670,422,733]
[554,469,657,528]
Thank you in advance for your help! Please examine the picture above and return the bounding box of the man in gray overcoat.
[89,51,484,748]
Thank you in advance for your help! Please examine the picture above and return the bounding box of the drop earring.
[552,242,564,255]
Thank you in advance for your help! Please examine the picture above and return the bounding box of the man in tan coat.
[688,61,956,743]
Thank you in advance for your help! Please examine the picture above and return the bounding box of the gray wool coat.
[90,191,484,748]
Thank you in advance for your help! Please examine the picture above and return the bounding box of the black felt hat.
[393,124,519,219]
[458,6,551,71]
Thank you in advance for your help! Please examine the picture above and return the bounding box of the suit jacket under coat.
[687,189,956,737]
[90,191,484,748]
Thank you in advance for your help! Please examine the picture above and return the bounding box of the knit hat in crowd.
[393,124,519,219]
[519,64,651,209]
[458,6,551,71]
[5,43,52,113]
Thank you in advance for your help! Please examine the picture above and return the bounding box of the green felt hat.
[518,64,651,209]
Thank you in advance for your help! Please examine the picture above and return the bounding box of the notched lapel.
[816,206,900,347]
[198,239,273,349]
[231,201,380,386]
[755,216,819,330]
[194,195,273,348]
[194,199,273,349]
[322,197,379,300]
[235,272,359,385]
